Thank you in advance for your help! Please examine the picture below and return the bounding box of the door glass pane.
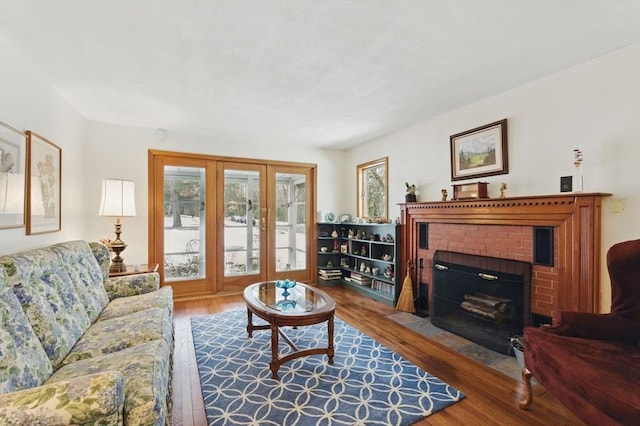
[275,173,306,272]
[163,166,205,281]
[224,170,260,276]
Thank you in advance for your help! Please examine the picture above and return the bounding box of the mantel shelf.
[399,192,611,208]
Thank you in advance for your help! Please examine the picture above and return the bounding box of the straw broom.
[396,261,415,313]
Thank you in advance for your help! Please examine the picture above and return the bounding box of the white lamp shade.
[99,179,136,217]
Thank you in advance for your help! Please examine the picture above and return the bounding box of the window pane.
[357,158,388,219]
[224,170,260,276]
[365,165,386,217]
[163,166,205,281]
[275,173,306,272]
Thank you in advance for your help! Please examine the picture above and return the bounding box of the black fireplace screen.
[432,250,531,355]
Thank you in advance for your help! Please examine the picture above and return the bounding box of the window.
[357,157,388,220]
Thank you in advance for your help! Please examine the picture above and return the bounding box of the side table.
[109,263,159,278]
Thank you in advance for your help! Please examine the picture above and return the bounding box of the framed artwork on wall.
[26,130,62,235]
[450,119,508,181]
[0,121,27,229]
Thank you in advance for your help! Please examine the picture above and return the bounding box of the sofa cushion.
[526,327,640,425]
[104,273,162,300]
[0,249,91,369]
[98,286,173,321]
[0,371,124,425]
[48,339,171,426]
[51,240,109,322]
[62,307,173,365]
[88,241,111,281]
[0,267,53,393]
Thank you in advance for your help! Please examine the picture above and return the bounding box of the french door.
[149,151,315,298]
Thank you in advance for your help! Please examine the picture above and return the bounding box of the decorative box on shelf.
[452,182,488,200]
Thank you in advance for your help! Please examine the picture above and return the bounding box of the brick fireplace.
[400,193,610,321]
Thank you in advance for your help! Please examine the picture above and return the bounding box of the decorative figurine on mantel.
[405,182,417,202]
[441,189,448,201]
[499,182,507,198]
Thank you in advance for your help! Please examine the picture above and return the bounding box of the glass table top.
[250,281,328,313]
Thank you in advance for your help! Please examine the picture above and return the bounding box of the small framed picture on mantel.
[450,119,508,181]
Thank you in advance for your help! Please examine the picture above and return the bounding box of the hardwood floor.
[171,285,584,425]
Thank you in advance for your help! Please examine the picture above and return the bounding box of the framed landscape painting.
[26,130,62,235]
[0,121,27,229]
[450,119,508,181]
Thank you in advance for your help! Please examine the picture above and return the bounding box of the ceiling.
[0,1,639,149]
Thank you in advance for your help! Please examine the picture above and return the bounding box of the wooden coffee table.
[243,281,336,379]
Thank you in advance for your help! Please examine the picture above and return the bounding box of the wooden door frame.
[148,149,317,298]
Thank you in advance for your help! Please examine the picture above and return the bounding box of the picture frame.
[339,213,351,223]
[0,121,27,229]
[450,119,508,181]
[26,131,62,235]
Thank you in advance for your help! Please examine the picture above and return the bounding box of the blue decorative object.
[275,279,296,297]
[275,299,297,311]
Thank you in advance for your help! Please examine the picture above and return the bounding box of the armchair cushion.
[550,311,640,346]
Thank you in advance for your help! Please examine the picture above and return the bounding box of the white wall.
[84,122,345,265]
[344,43,640,311]
[0,34,88,255]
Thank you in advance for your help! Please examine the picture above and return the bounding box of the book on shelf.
[371,279,394,295]
[318,269,342,281]
[349,272,372,286]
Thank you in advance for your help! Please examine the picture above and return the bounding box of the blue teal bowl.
[275,279,297,290]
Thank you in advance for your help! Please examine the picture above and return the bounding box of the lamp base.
[108,220,128,273]
[109,241,128,274]
[109,254,127,273]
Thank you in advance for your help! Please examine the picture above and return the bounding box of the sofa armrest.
[0,371,124,424]
[547,311,640,345]
[104,272,160,300]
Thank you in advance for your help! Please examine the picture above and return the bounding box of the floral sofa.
[0,240,173,425]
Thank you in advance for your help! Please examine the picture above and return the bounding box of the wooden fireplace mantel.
[400,192,611,314]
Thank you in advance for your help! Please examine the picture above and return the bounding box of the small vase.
[573,146,584,192]
[574,165,584,193]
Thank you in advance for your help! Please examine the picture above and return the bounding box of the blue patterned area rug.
[191,310,465,426]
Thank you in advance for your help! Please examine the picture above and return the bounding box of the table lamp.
[99,179,136,273]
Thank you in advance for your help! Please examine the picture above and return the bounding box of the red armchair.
[520,239,640,425]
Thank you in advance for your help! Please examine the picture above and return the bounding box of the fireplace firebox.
[432,250,531,355]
